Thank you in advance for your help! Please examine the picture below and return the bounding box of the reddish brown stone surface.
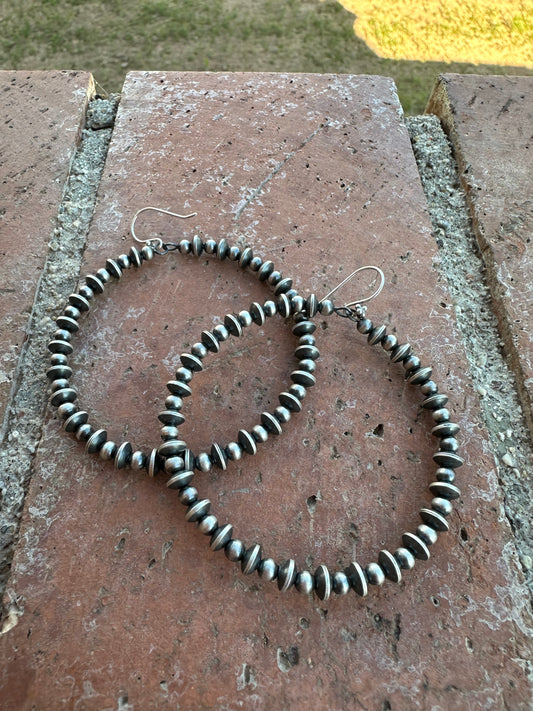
[1,72,531,710]
[0,70,94,427]
[427,74,533,427]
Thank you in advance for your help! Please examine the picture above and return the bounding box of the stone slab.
[427,74,533,430]
[1,72,531,710]
[0,70,95,430]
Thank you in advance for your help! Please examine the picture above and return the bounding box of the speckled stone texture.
[0,70,94,427]
[1,72,531,710]
[427,74,533,429]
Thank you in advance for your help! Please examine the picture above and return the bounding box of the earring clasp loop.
[322,265,385,308]
[131,206,197,249]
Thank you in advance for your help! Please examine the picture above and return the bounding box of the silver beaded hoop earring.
[46,207,319,476]
[155,268,464,601]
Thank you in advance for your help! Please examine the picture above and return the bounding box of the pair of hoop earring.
[47,207,463,601]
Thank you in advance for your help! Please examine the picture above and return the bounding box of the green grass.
[0,0,531,113]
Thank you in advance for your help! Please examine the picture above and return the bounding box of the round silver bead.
[365,562,385,586]
[258,558,278,582]
[295,571,314,595]
[225,539,245,562]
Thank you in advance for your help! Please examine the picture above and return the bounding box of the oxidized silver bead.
[165,395,183,411]
[402,532,430,560]
[290,370,316,388]
[261,412,282,434]
[100,441,118,461]
[226,442,242,461]
[211,442,228,470]
[422,394,449,410]
[56,316,79,332]
[420,508,450,532]
[238,247,253,268]
[332,571,350,596]
[117,254,130,269]
[105,259,122,279]
[57,402,77,419]
[140,245,154,261]
[298,358,316,373]
[432,422,460,438]
[315,564,332,601]
[279,392,302,412]
[224,314,242,337]
[158,410,185,427]
[238,310,252,328]
[294,344,320,360]
[75,423,94,442]
[166,470,194,490]
[213,324,230,342]
[85,429,107,454]
[250,302,266,326]
[263,300,277,317]
[394,547,416,570]
[64,411,88,432]
[217,238,229,260]
[201,330,220,353]
[191,235,203,256]
[249,256,262,271]
[274,406,291,423]
[50,353,68,365]
[318,299,334,315]
[416,524,438,546]
[289,384,306,400]
[228,246,241,261]
[178,239,191,254]
[47,364,73,381]
[196,452,212,472]
[131,451,147,471]
[51,378,70,393]
[251,425,269,443]
[86,274,105,293]
[158,439,187,457]
[357,318,373,334]
[166,380,192,397]
[267,269,282,286]
[364,562,385,586]
[257,260,274,281]
[147,448,160,477]
[115,442,132,469]
[429,481,461,500]
[179,486,198,506]
[78,285,94,301]
[258,558,278,581]
[175,366,193,382]
[241,544,262,574]
[191,342,208,359]
[185,499,210,522]
[238,430,257,455]
[225,539,245,562]
[295,571,314,595]
[210,524,233,551]
[431,497,453,516]
[368,325,387,346]
[420,379,438,395]
[180,353,203,372]
[381,334,398,351]
[164,456,185,474]
[433,451,464,468]
[407,366,433,385]
[432,407,450,422]
[198,514,218,535]
[277,560,297,592]
[403,355,421,372]
[378,550,402,583]
[435,467,456,483]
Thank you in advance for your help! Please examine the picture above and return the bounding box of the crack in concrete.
[407,116,533,603]
[233,122,328,223]
[0,95,120,616]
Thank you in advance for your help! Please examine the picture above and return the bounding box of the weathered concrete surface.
[0,70,94,431]
[427,74,533,431]
[1,72,531,710]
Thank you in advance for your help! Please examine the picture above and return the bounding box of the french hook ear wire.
[322,265,385,309]
[130,206,197,248]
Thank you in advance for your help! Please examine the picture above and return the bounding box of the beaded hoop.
[156,278,464,601]
[47,234,319,476]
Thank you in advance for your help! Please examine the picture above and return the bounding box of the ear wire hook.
[322,265,385,308]
[131,206,197,249]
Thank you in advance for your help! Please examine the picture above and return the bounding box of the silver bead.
[279,392,302,412]
[435,467,456,483]
[416,524,438,546]
[196,452,212,472]
[55,316,79,333]
[241,544,262,574]
[117,254,130,269]
[368,325,386,346]
[224,313,243,336]
[263,300,277,317]
[250,302,266,326]
[357,318,372,334]
[225,539,245,562]
[267,269,281,286]
[47,364,73,381]
[201,330,220,353]
[166,380,192,398]
[238,310,252,328]
[50,352,68,365]
[251,425,268,443]
[210,524,233,551]
[431,497,453,516]
[57,402,77,419]
[272,407,290,424]
[364,562,385,586]
[85,428,107,454]
[105,259,122,279]
[432,422,460,437]
[420,508,450,532]
[318,299,334,315]
[315,564,332,601]
[53,329,72,343]
[161,424,179,440]
[277,294,291,318]
[422,394,449,410]
[75,423,94,442]
[179,486,198,505]
[290,370,316,388]
[402,532,430,561]
[178,239,191,254]
[257,260,274,281]
[131,451,147,471]
[147,448,159,477]
[226,442,242,461]
[381,334,398,351]
[115,442,133,469]
[204,239,218,254]
[211,442,227,470]
[140,245,154,261]
[164,456,185,474]
[180,353,203,372]
[68,293,90,311]
[249,256,262,271]
[165,395,183,410]
[100,440,118,461]
[298,359,316,373]
[191,342,208,359]
[191,235,203,256]
[420,379,438,395]
[403,355,421,372]
[238,430,257,455]
[228,245,241,261]
[239,247,253,269]
[432,407,450,422]
[277,560,297,592]
[78,285,94,301]
[258,558,278,582]
[294,344,320,360]
[407,366,433,385]
[289,383,306,400]
[51,378,70,393]
[63,305,81,320]
[158,439,187,457]
[86,274,105,293]
[332,571,350,596]
[48,340,73,356]
[198,514,218,535]
[64,410,88,433]
[217,238,229,260]
[185,499,210,522]
[158,410,185,426]
[305,294,318,317]
[166,470,194,490]
[378,550,402,583]
[394,547,416,570]
[433,451,464,468]
[261,412,282,434]
[213,324,229,342]
[175,366,193,382]
[291,295,305,313]
[295,571,314,595]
